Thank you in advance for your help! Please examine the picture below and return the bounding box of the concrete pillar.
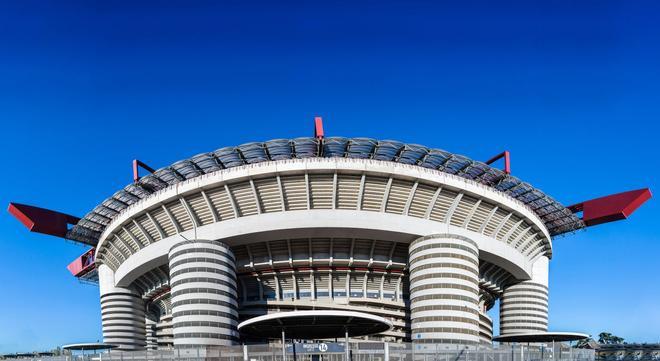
[500,256,549,335]
[98,264,146,350]
[408,234,480,345]
[169,239,239,347]
[282,329,286,361]
[345,329,350,361]
[156,314,173,349]
[146,317,158,350]
[478,310,493,344]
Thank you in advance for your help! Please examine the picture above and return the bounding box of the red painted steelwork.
[147,286,171,303]
[133,159,156,183]
[7,203,80,238]
[485,151,511,174]
[238,266,406,277]
[314,116,324,139]
[67,248,96,277]
[568,188,652,226]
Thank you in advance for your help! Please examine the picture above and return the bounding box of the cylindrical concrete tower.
[478,310,493,344]
[409,234,480,345]
[156,314,173,349]
[145,316,158,350]
[168,240,239,347]
[500,256,549,335]
[98,264,147,350]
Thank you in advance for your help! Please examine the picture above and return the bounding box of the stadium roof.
[493,332,590,343]
[67,137,584,246]
[62,343,118,351]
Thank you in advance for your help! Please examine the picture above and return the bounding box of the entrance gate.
[281,342,388,361]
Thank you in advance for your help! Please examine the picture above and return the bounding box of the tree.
[575,338,595,348]
[598,332,625,345]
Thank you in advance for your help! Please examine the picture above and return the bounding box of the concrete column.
[169,239,239,347]
[478,310,493,344]
[156,314,173,349]
[281,329,286,361]
[146,317,158,350]
[98,264,146,350]
[500,256,549,335]
[408,234,480,345]
[345,329,350,361]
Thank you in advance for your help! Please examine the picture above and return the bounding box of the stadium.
[9,119,651,354]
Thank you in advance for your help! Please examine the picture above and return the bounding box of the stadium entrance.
[238,310,392,361]
[286,342,348,361]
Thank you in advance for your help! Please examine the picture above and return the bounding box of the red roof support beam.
[7,203,80,238]
[485,150,511,174]
[568,188,652,227]
[133,159,156,183]
[314,116,324,139]
[67,248,96,277]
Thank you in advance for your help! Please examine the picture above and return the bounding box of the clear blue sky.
[0,0,658,352]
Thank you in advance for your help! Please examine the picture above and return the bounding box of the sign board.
[286,343,345,354]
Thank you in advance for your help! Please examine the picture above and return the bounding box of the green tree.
[598,332,625,345]
[575,338,595,348]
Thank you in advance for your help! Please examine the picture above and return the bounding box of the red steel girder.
[7,202,80,238]
[133,159,157,183]
[67,248,96,277]
[568,188,652,227]
[314,116,324,139]
[485,150,511,174]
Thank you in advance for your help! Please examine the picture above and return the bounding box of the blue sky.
[0,0,658,352]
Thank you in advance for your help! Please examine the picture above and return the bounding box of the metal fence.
[12,344,594,361]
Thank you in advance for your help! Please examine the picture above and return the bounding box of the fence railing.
[12,343,595,361]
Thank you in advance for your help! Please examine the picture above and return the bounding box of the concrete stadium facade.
[11,133,649,352]
[94,156,555,349]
